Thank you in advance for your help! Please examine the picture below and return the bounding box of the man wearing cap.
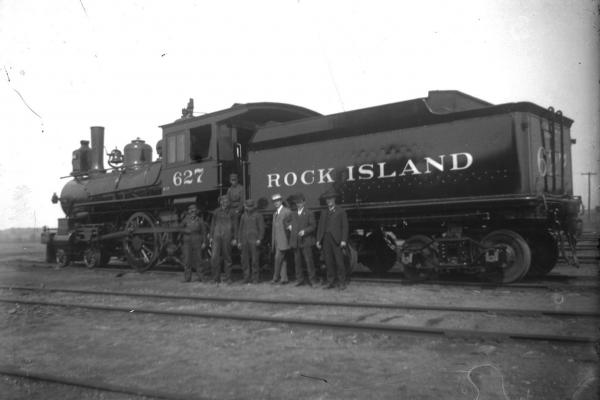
[180,203,207,282]
[226,173,244,214]
[289,193,317,286]
[271,193,292,284]
[209,195,238,284]
[237,199,265,284]
[316,189,349,290]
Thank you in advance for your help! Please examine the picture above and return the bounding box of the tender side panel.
[249,114,521,209]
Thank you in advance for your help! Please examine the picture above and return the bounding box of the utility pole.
[581,172,597,219]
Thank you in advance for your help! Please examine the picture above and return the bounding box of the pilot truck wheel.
[55,248,70,268]
[83,246,105,269]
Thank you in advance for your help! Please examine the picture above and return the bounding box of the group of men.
[180,173,351,290]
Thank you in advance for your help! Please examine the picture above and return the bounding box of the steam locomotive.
[42,90,581,283]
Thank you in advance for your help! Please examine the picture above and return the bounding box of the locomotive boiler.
[43,90,581,283]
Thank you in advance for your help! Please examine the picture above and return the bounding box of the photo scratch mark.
[300,374,328,383]
[4,65,42,121]
[79,0,88,17]
[4,67,45,133]
[12,88,43,120]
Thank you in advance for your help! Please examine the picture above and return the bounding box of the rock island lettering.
[267,152,473,188]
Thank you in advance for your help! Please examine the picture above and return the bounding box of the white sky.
[0,0,598,229]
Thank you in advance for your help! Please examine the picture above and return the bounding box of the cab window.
[190,125,211,161]
[167,132,186,164]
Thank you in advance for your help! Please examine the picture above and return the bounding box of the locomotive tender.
[42,90,580,283]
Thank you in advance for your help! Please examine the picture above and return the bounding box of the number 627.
[173,168,204,186]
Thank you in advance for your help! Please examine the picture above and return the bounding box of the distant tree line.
[0,228,39,243]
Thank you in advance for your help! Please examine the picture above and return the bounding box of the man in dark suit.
[271,193,292,284]
[237,199,265,284]
[289,193,317,286]
[316,189,349,290]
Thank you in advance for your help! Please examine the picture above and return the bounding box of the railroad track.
[0,366,196,400]
[3,284,599,318]
[350,276,599,291]
[5,258,598,292]
[351,268,599,290]
[1,285,597,345]
[99,264,600,292]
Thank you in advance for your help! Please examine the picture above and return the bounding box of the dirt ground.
[0,244,598,399]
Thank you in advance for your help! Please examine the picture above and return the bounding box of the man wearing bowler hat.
[316,189,349,290]
[271,193,292,284]
[237,199,265,284]
[289,193,318,286]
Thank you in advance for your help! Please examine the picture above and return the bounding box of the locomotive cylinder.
[90,126,105,173]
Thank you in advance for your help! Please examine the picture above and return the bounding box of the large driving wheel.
[523,231,559,277]
[360,229,397,275]
[401,235,439,281]
[123,212,160,272]
[480,229,531,283]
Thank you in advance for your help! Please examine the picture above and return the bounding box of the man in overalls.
[180,203,207,282]
[209,196,238,284]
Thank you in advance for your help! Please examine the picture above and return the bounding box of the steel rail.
[5,254,598,267]
[2,257,599,290]
[351,276,600,290]
[352,276,540,288]
[0,297,597,344]
[3,261,599,297]
[0,365,208,400]
[2,285,599,318]
[559,256,598,261]
[9,258,599,276]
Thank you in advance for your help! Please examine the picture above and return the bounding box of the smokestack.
[90,126,105,173]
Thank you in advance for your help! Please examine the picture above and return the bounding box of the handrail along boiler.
[42,91,580,283]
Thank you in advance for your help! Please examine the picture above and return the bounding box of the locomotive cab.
[159,101,321,208]
[160,122,219,202]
